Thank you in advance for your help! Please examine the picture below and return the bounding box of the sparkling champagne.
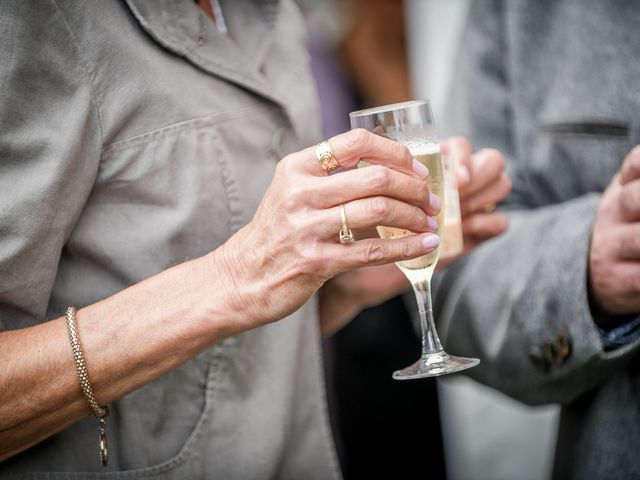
[441,154,464,258]
[376,145,444,280]
[441,218,464,257]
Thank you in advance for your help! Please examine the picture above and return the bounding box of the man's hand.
[589,146,640,324]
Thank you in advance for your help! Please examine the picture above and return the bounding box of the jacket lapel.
[124,0,286,108]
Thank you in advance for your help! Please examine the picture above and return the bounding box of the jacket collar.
[124,0,284,105]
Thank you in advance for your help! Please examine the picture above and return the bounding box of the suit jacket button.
[551,330,572,366]
[542,341,555,366]
[529,346,551,373]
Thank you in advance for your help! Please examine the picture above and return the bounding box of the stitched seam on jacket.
[542,122,629,136]
[101,102,269,154]
[49,0,105,148]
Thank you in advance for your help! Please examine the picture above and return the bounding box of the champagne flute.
[349,100,479,379]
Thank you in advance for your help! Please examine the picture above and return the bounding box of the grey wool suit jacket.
[437,0,640,478]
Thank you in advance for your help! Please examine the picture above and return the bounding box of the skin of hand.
[217,128,442,332]
[589,145,640,327]
[0,128,441,461]
[320,137,511,336]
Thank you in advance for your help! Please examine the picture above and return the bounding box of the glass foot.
[392,352,480,380]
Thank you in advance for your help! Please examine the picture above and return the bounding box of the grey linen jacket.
[0,1,341,478]
[437,0,640,478]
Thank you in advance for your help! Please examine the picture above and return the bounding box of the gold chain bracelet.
[65,306,109,466]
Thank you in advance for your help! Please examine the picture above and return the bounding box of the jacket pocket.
[526,118,633,202]
[0,353,228,479]
[542,121,629,137]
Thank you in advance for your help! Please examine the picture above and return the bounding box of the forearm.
[0,252,238,461]
[319,279,363,338]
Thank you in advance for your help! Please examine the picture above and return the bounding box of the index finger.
[302,129,425,177]
[619,145,640,185]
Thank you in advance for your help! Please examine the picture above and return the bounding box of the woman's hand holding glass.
[212,128,441,332]
[320,136,512,337]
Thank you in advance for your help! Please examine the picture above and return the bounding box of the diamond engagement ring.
[339,204,354,244]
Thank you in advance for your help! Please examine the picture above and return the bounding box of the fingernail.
[426,216,439,230]
[422,234,440,250]
[429,192,441,212]
[412,158,429,177]
[458,165,471,184]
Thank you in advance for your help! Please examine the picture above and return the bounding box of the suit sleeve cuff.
[598,315,640,350]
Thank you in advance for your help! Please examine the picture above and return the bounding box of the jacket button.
[529,331,572,373]
[542,341,556,367]
[551,331,572,366]
[529,346,551,373]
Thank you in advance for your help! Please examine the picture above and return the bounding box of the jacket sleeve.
[0,1,102,329]
[434,0,640,406]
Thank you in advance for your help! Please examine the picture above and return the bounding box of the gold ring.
[339,204,355,244]
[315,140,342,174]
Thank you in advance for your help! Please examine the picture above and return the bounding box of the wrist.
[587,282,636,332]
[587,265,633,331]
[199,245,262,337]
[591,305,639,331]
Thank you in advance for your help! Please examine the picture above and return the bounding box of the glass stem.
[412,276,444,357]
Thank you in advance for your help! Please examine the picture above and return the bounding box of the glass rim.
[349,100,430,118]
